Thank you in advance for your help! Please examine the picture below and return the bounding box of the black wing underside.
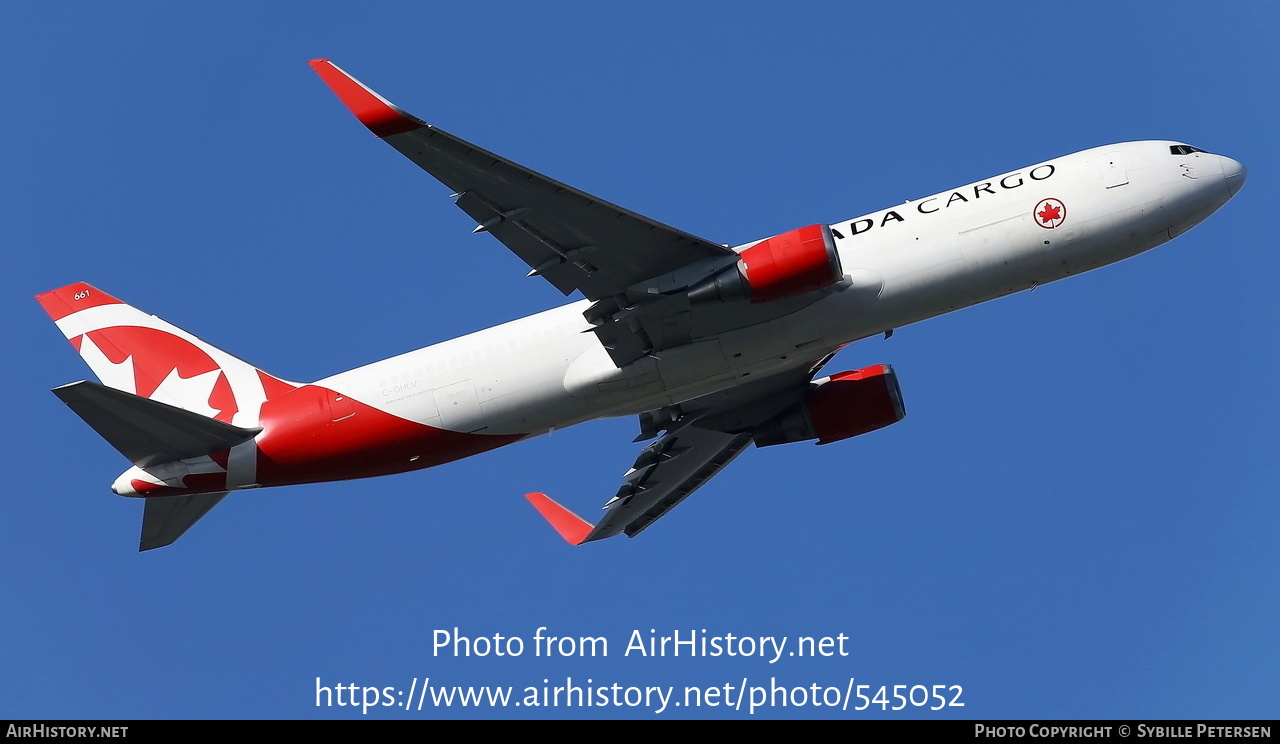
[526,354,835,543]
[309,59,735,302]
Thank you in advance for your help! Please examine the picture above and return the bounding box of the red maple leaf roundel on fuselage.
[1034,198,1066,229]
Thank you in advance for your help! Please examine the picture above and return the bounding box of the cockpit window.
[1170,145,1207,155]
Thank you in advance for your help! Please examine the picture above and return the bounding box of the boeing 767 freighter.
[37,60,1246,549]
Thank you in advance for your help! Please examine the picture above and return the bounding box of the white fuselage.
[316,141,1240,441]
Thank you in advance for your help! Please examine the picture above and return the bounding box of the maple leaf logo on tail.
[36,282,298,427]
[82,326,239,422]
[1034,198,1066,229]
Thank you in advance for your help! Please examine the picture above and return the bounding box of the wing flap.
[390,130,732,300]
[526,425,753,544]
[588,427,754,541]
[452,190,588,296]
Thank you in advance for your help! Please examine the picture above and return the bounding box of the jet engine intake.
[753,364,905,446]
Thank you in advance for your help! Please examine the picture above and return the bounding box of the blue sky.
[3,1,1276,719]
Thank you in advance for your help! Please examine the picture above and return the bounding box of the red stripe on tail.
[35,283,124,322]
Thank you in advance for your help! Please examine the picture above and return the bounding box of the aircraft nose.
[1221,155,1247,196]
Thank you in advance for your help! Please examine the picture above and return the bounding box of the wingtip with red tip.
[308,59,424,138]
[524,492,594,546]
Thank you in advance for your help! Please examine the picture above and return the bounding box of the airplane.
[37,60,1246,551]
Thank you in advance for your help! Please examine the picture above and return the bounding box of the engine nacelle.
[754,364,905,447]
[688,224,843,304]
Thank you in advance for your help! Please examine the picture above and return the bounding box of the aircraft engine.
[688,224,843,304]
[753,364,905,446]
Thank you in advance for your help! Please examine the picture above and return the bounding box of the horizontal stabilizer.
[140,492,227,551]
[52,381,261,467]
[524,493,594,546]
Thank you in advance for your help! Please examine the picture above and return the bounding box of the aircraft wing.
[526,355,834,544]
[529,425,754,543]
[309,60,736,301]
